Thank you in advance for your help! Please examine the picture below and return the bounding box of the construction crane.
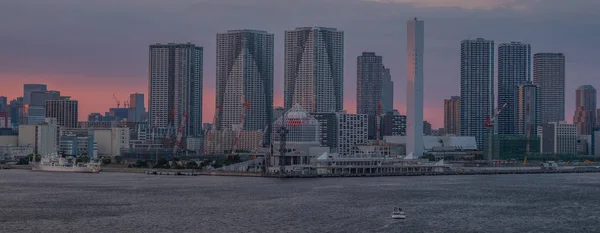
[149,114,160,164]
[230,96,250,159]
[173,113,188,156]
[376,100,382,145]
[525,91,532,155]
[277,113,289,174]
[484,101,509,165]
[112,94,121,108]
[250,123,269,160]
[204,105,221,155]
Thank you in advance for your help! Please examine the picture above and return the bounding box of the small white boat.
[391,207,406,219]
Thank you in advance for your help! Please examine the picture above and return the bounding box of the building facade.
[539,121,577,155]
[573,85,597,135]
[23,84,47,105]
[148,43,203,139]
[27,90,60,125]
[311,112,338,149]
[381,66,394,114]
[357,52,383,140]
[356,52,383,116]
[0,96,7,112]
[533,53,565,124]
[444,96,460,136]
[381,111,406,136]
[336,112,368,156]
[284,27,344,113]
[497,42,531,135]
[406,18,425,157]
[128,93,145,122]
[216,30,274,145]
[460,38,495,149]
[45,98,78,128]
[516,82,541,137]
[423,121,432,135]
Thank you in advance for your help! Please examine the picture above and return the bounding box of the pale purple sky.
[1,0,599,127]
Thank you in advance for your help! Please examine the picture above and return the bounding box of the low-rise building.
[204,130,263,155]
[59,133,98,159]
[0,146,34,161]
[17,118,58,155]
[539,121,577,155]
[93,127,130,157]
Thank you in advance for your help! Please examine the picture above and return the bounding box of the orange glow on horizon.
[1,74,443,128]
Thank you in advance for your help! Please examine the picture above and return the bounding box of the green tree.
[102,156,112,165]
[76,155,91,163]
[134,160,149,168]
[27,154,41,162]
[114,156,122,164]
[152,158,170,169]
[17,157,29,165]
[185,160,199,169]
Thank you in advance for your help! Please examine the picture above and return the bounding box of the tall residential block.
[381,66,394,114]
[23,84,47,105]
[573,85,597,135]
[148,43,203,138]
[460,38,495,149]
[216,30,274,143]
[27,90,60,125]
[357,52,383,140]
[497,42,531,135]
[128,93,145,122]
[444,96,460,136]
[516,82,541,136]
[406,18,424,157]
[356,52,383,115]
[45,98,78,128]
[0,96,7,112]
[284,27,344,113]
[533,53,565,124]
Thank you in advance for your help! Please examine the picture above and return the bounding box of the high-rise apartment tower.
[284,27,344,113]
[460,38,495,149]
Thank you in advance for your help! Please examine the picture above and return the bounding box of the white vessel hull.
[391,214,406,219]
[31,164,100,173]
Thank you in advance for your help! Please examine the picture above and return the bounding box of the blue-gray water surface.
[1,170,599,233]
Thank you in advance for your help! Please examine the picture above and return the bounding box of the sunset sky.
[1,0,599,128]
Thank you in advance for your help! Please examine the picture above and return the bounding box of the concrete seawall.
[144,168,600,178]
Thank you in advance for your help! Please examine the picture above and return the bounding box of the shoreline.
[4,164,599,178]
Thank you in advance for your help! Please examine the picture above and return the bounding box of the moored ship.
[30,153,101,173]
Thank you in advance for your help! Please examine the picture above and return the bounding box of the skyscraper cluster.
[453,37,580,150]
[149,26,400,153]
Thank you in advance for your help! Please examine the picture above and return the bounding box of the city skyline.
[2,0,599,128]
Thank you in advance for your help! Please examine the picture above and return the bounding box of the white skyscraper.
[406,18,424,157]
[148,43,203,138]
[284,27,344,113]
